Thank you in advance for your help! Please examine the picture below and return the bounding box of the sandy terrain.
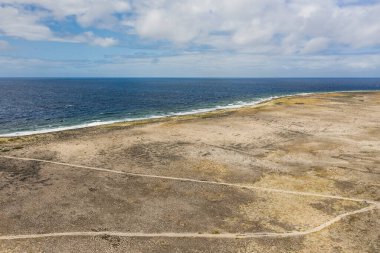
[0,91,379,252]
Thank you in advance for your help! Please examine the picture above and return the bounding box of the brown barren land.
[0,92,379,252]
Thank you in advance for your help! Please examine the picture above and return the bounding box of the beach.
[0,91,379,252]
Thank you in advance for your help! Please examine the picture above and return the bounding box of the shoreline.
[0,90,379,138]
[1,90,379,252]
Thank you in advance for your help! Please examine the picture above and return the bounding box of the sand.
[0,91,379,252]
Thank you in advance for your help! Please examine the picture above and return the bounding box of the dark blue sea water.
[0,78,379,136]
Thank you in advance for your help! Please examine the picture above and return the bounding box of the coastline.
[1,90,379,252]
[0,90,379,139]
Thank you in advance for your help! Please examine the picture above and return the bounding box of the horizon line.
[1,77,380,79]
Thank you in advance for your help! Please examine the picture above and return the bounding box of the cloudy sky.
[0,0,379,77]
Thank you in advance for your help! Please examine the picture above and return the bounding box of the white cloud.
[1,0,379,77]
[0,6,53,40]
[127,0,380,53]
[0,0,379,56]
[0,1,125,45]
[2,0,130,27]
[301,37,330,54]
[89,36,118,47]
[69,32,119,47]
[1,51,379,77]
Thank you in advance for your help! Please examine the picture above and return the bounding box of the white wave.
[1,90,375,137]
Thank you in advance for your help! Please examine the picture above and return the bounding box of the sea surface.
[0,78,379,136]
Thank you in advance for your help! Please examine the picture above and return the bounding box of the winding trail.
[0,155,378,240]
[0,155,376,204]
[0,204,377,240]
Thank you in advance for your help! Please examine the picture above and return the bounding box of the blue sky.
[0,0,379,77]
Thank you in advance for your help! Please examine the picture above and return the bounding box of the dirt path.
[0,205,376,240]
[0,155,378,241]
[1,155,377,204]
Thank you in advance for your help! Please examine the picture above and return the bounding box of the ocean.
[0,78,379,137]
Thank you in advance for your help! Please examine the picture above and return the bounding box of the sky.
[0,0,379,77]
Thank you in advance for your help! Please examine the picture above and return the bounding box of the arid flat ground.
[0,92,379,253]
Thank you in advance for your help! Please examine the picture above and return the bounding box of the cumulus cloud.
[69,32,119,47]
[0,5,53,40]
[1,0,380,52]
[0,0,379,76]
[300,37,330,54]
[126,0,380,53]
[0,1,125,45]
[1,0,130,27]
